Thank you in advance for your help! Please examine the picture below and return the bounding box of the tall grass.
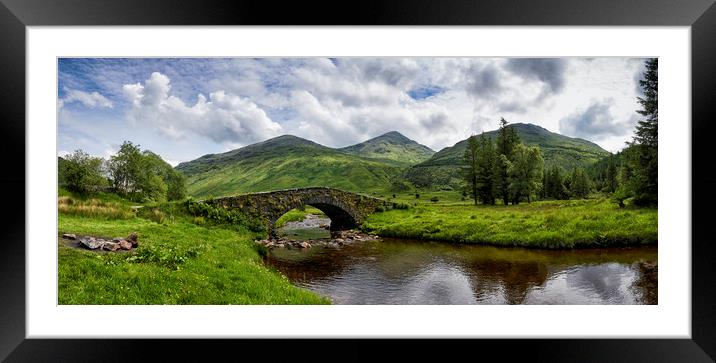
[58,196,136,219]
[363,198,657,249]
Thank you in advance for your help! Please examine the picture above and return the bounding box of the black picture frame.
[2,0,715,361]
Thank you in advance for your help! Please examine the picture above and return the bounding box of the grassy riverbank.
[362,198,657,249]
[58,192,330,304]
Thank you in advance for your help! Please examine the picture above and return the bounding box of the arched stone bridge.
[202,187,386,237]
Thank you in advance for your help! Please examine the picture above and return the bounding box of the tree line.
[461,118,544,205]
[461,58,658,208]
[58,141,187,202]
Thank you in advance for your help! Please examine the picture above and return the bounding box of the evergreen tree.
[618,58,658,206]
[462,135,480,205]
[494,118,520,205]
[570,167,591,199]
[544,165,568,200]
[507,143,543,204]
[635,58,658,147]
[475,133,497,204]
[604,157,618,193]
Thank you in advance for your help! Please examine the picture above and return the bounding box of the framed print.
[2,0,716,361]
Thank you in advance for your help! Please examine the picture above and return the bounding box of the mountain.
[405,123,611,189]
[175,135,404,198]
[338,131,435,165]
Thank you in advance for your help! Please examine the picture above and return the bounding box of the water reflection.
[266,238,658,305]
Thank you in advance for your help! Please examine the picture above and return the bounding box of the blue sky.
[58,57,647,165]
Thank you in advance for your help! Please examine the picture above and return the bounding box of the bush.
[184,200,265,233]
[430,196,439,203]
[415,193,420,199]
[60,150,108,194]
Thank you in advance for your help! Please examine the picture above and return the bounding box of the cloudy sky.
[58,57,648,166]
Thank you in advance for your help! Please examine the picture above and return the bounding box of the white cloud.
[59,89,113,109]
[123,72,283,145]
[60,58,648,162]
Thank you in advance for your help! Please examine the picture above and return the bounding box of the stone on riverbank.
[73,233,139,252]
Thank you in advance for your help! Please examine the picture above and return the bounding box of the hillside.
[339,131,435,165]
[176,135,404,197]
[405,123,611,189]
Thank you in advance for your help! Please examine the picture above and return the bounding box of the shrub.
[430,196,439,203]
[59,150,108,194]
[184,200,265,233]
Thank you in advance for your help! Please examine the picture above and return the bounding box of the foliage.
[59,150,108,194]
[183,199,265,233]
[106,141,187,203]
[542,165,569,200]
[406,122,609,190]
[617,58,658,207]
[507,143,544,203]
[494,118,521,204]
[569,167,591,199]
[462,133,497,205]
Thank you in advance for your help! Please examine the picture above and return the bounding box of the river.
[266,214,657,305]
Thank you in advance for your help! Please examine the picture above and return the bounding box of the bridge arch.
[202,187,385,238]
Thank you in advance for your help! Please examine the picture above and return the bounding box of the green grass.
[58,195,330,304]
[176,135,404,198]
[362,197,657,249]
[274,206,325,228]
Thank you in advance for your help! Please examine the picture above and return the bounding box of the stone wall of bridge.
[203,187,386,237]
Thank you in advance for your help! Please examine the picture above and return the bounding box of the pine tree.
[570,167,591,199]
[619,58,658,206]
[475,134,497,204]
[635,58,658,147]
[494,118,520,205]
[462,135,480,205]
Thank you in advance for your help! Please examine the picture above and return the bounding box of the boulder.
[127,232,139,247]
[62,233,76,240]
[79,237,102,250]
[101,242,120,251]
[118,240,133,250]
[299,241,311,249]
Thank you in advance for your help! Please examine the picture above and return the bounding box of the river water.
[267,215,658,305]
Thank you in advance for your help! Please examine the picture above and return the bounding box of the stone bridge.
[202,187,387,237]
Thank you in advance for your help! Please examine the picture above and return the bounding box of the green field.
[57,192,329,304]
[362,197,657,249]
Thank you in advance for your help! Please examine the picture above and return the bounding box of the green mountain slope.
[339,131,435,165]
[405,123,611,189]
[176,135,404,198]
